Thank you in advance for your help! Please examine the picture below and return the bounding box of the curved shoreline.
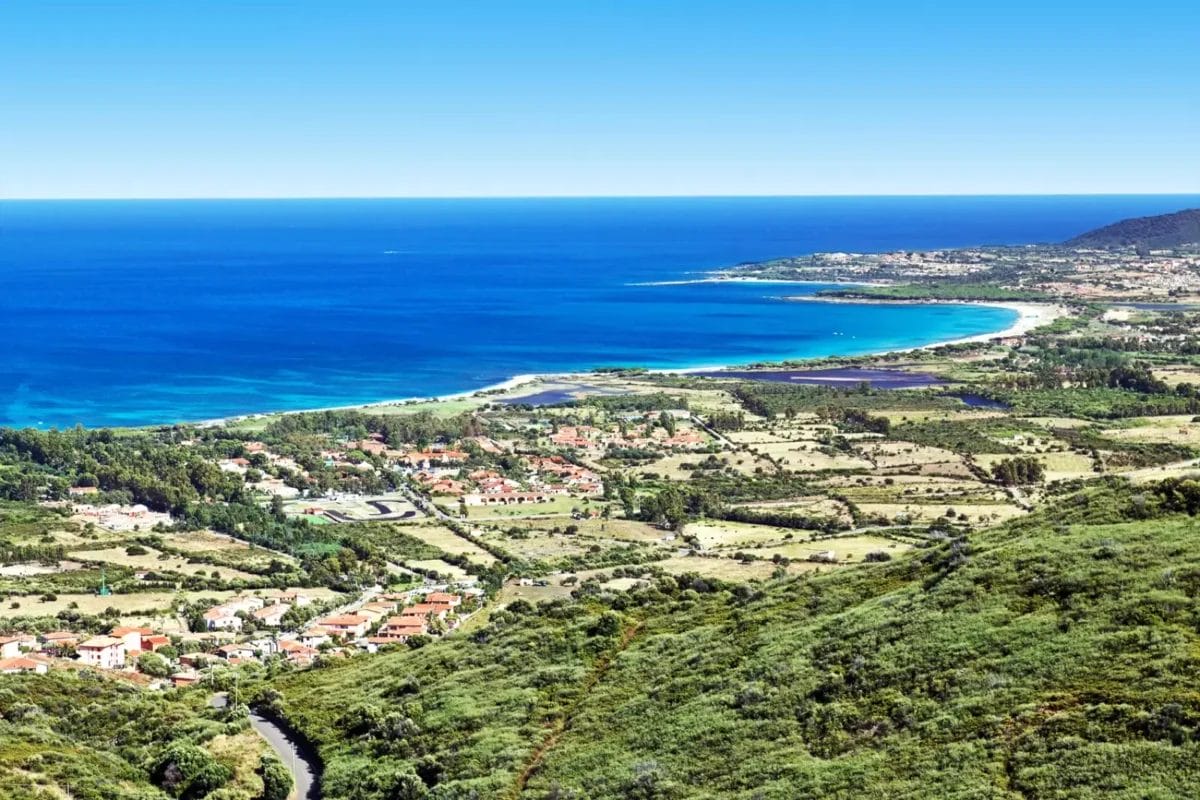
[198,298,1067,427]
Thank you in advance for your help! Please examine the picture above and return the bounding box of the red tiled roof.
[79,636,124,649]
[319,614,369,627]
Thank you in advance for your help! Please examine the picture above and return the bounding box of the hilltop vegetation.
[267,481,1200,799]
[1067,208,1200,250]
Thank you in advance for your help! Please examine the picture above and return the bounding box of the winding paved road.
[212,693,319,799]
[249,709,320,800]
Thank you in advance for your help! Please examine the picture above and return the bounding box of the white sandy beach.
[790,296,1070,351]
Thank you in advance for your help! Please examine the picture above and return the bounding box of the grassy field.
[633,452,761,480]
[465,495,600,519]
[654,554,820,580]
[1102,415,1200,445]
[685,520,806,550]
[158,529,298,569]
[974,450,1097,481]
[496,516,667,544]
[405,558,470,580]
[750,533,911,563]
[0,586,342,628]
[397,523,499,565]
[67,544,262,583]
[482,529,614,563]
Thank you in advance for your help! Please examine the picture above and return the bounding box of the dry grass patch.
[974,451,1096,481]
[863,441,963,468]
[684,520,803,550]
[399,524,498,565]
[743,440,872,471]
[1102,416,1200,446]
[856,501,1025,525]
[207,731,268,797]
[497,517,665,544]
[406,558,470,580]
[634,453,761,481]
[67,545,260,583]
[752,534,911,563]
[1152,367,1200,388]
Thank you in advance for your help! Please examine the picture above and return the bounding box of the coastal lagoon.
[2,195,1197,428]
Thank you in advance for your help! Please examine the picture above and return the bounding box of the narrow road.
[249,709,320,800]
[212,693,320,799]
[689,413,735,449]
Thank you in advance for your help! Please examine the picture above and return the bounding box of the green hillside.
[1067,208,1200,249]
[271,481,1200,799]
[0,671,277,800]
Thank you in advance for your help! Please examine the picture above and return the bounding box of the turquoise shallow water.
[2,195,1197,428]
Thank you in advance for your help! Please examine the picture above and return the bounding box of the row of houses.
[202,591,311,631]
[0,624,173,674]
[548,419,709,453]
[300,592,466,650]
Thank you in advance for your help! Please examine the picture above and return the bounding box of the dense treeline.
[0,427,241,510]
[730,383,951,419]
[264,409,480,446]
[570,392,690,412]
[817,282,1049,301]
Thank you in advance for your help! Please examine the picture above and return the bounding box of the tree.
[153,741,232,799]
[639,486,687,530]
[138,652,172,678]
[991,456,1045,486]
[259,756,292,800]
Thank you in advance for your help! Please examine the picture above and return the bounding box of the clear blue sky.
[2,1,1196,198]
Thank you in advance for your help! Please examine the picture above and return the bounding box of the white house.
[0,657,49,675]
[203,606,242,631]
[110,626,153,654]
[299,628,332,648]
[252,603,291,627]
[77,636,127,669]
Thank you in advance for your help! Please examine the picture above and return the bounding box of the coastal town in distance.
[5,208,1200,798]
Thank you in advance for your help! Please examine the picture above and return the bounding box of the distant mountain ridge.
[1067,207,1200,249]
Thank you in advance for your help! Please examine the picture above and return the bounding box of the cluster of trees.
[0,427,242,510]
[815,407,891,434]
[730,383,949,419]
[990,456,1046,486]
[705,410,746,431]
[574,392,689,412]
[265,408,481,447]
[819,282,1049,301]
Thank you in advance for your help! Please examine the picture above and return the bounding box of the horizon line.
[3,191,1200,203]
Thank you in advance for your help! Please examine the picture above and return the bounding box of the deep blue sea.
[2,195,1197,429]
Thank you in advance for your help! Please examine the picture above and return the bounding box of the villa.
[315,614,370,639]
[0,657,49,675]
[203,606,243,631]
[252,603,291,627]
[110,626,154,654]
[77,636,126,669]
